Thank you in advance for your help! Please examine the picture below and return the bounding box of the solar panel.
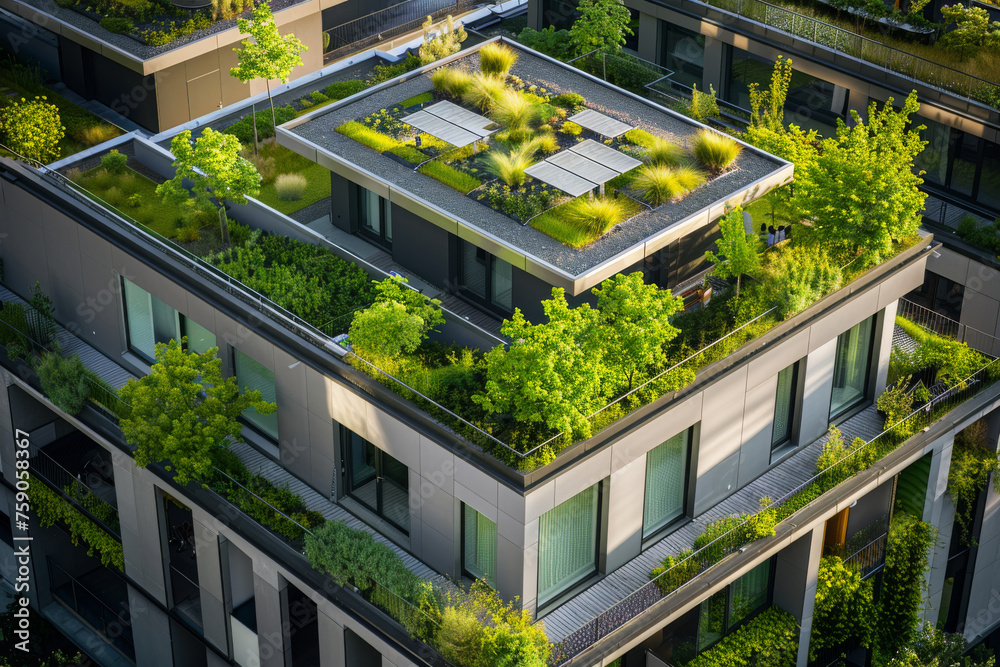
[569,139,642,174]
[547,150,619,185]
[524,161,599,197]
[568,109,634,138]
[400,101,495,148]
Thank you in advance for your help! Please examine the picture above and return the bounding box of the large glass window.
[697,560,771,651]
[643,431,689,538]
[830,316,875,419]
[950,132,979,198]
[122,278,216,361]
[457,239,513,313]
[538,484,600,606]
[357,186,392,248]
[914,115,952,188]
[234,350,279,440]
[660,22,704,90]
[978,139,1000,210]
[342,428,410,533]
[771,363,798,452]
[463,505,497,588]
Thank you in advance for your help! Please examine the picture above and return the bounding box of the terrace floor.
[539,402,885,641]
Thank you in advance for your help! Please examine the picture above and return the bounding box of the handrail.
[701,0,999,107]
[47,558,136,659]
[29,443,121,537]
[551,356,1000,664]
[897,298,1000,355]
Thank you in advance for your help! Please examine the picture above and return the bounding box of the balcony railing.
[48,558,136,662]
[843,513,888,579]
[29,444,120,537]
[551,357,1000,665]
[897,298,1000,355]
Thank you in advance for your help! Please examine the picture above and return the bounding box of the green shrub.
[324,80,366,100]
[99,16,134,33]
[0,302,31,352]
[650,549,701,595]
[680,83,720,122]
[877,377,915,435]
[874,513,935,663]
[436,605,485,666]
[809,556,875,660]
[624,128,656,147]
[432,68,473,97]
[765,245,843,317]
[560,120,583,136]
[310,90,329,104]
[224,106,297,144]
[274,173,307,201]
[141,14,212,46]
[35,352,90,415]
[693,129,742,173]
[490,89,539,131]
[0,96,64,163]
[336,121,401,152]
[367,54,423,85]
[549,92,586,110]
[516,26,574,60]
[892,317,989,387]
[418,160,482,193]
[31,476,124,570]
[479,41,519,76]
[685,607,798,667]
[461,73,505,111]
[101,149,128,174]
[644,138,684,166]
[562,196,627,236]
[947,420,998,546]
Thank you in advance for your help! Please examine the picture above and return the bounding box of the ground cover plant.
[334,44,741,247]
[243,139,332,214]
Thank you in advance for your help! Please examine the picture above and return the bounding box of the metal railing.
[169,561,203,629]
[48,558,136,661]
[843,513,889,579]
[551,357,1000,665]
[897,298,1000,355]
[702,0,1000,108]
[29,444,121,537]
[324,0,475,61]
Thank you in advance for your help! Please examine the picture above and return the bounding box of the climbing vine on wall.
[31,475,124,571]
[947,419,999,546]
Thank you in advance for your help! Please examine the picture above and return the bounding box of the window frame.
[641,429,692,540]
[770,361,800,456]
[536,482,603,609]
[233,348,279,442]
[829,315,878,421]
[455,239,514,315]
[461,503,498,588]
[695,558,775,654]
[356,185,392,249]
[340,426,411,535]
[121,276,216,363]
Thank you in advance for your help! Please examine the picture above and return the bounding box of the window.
[122,277,216,361]
[457,239,513,313]
[830,316,875,419]
[643,430,689,538]
[462,505,497,587]
[697,560,772,651]
[660,22,704,90]
[771,363,798,452]
[357,186,392,248]
[234,350,279,440]
[341,428,410,533]
[537,484,600,606]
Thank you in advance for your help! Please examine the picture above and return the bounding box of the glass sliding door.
[643,431,689,538]
[234,350,279,440]
[830,316,875,419]
[463,505,497,587]
[358,186,392,248]
[537,484,600,606]
[342,428,410,533]
[457,239,514,314]
[771,363,798,452]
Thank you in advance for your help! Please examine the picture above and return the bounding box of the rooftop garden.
[333,43,747,248]
[0,50,122,163]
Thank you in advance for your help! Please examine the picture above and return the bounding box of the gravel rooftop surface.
[15,0,308,60]
[290,47,784,276]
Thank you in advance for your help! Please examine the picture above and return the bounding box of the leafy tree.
[593,272,682,391]
[705,207,762,297]
[473,289,605,440]
[349,276,444,359]
[748,55,793,132]
[418,14,467,64]
[940,4,1000,60]
[804,92,927,266]
[887,623,996,667]
[157,128,260,245]
[230,2,307,134]
[0,96,64,163]
[568,0,633,56]
[809,556,875,660]
[743,122,818,226]
[118,339,274,485]
[35,352,90,415]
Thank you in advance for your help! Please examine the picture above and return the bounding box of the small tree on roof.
[569,0,634,56]
[705,206,762,298]
[231,2,308,135]
[157,128,261,245]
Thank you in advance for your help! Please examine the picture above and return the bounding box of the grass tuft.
[692,129,742,173]
[563,196,629,236]
[484,142,538,186]
[461,73,506,111]
[432,68,473,98]
[479,42,519,77]
[418,161,482,193]
[490,88,539,130]
[274,173,307,201]
[644,139,685,166]
[633,164,706,206]
[336,121,400,152]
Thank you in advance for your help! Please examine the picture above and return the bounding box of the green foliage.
[763,244,842,318]
[99,17,134,33]
[462,73,506,111]
[100,149,128,174]
[274,173,307,201]
[693,129,742,173]
[681,84,721,123]
[419,15,467,64]
[947,420,999,546]
[205,223,375,329]
[549,92,586,110]
[118,340,275,485]
[141,15,212,46]
[31,476,124,570]
[874,513,935,663]
[400,92,433,108]
[804,92,926,266]
[650,549,701,595]
[887,623,997,667]
[0,302,31,354]
[559,120,583,136]
[624,128,657,148]
[643,138,684,166]
[939,4,1000,60]
[35,352,90,415]
[224,106,297,143]
[633,163,704,206]
[432,68,473,97]
[28,281,56,344]
[955,216,1000,254]
[691,499,777,561]
[562,195,628,236]
[892,317,989,387]
[569,0,634,55]
[484,142,538,187]
[418,160,482,192]
[350,277,444,359]
[337,120,403,152]
[490,89,539,131]
[877,377,916,436]
[324,80,366,100]
[684,606,799,667]
[809,556,874,660]
[516,26,574,60]
[0,96,64,163]
[748,56,793,132]
[814,425,876,488]
[479,41,519,76]
[367,54,423,85]
[705,207,761,297]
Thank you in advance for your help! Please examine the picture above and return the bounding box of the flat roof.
[279,39,793,294]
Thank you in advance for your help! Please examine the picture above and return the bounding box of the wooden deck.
[539,405,886,641]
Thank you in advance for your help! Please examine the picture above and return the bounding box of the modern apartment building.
[0,18,999,667]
